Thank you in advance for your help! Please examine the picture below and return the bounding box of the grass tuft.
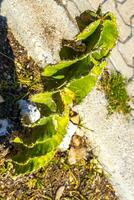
[100,70,131,114]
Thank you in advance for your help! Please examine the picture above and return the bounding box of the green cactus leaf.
[19,116,56,146]
[13,151,55,175]
[76,10,98,31]
[92,19,118,59]
[12,112,69,174]
[76,19,101,41]
[47,54,92,84]
[42,54,88,77]
[42,59,78,77]
[31,92,56,112]
[104,12,117,22]
[68,61,107,103]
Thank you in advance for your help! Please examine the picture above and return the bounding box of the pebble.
[0,119,12,136]
[59,122,78,151]
[17,99,41,125]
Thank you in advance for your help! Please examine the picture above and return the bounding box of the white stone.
[18,100,41,125]
[59,121,78,151]
[0,119,12,136]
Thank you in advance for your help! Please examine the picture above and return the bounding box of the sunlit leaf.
[42,59,79,77]
[60,88,75,107]
[42,54,88,77]
[76,10,98,31]
[68,61,107,103]
[52,75,65,79]
[92,20,118,59]
[31,92,56,112]
[104,12,117,23]
[76,19,100,41]
[13,151,55,175]
[10,9,118,176]
[12,112,69,174]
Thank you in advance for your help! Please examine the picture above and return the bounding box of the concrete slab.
[75,89,134,200]
[0,0,91,67]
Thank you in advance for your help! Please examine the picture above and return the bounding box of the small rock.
[0,95,4,103]
[0,119,12,136]
[17,99,41,125]
[59,122,78,151]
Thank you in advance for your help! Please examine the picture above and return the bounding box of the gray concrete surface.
[0,0,134,199]
[1,0,91,66]
[75,89,134,200]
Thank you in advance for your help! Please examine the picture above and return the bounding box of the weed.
[100,70,131,114]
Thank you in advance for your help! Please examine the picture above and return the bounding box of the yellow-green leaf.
[42,60,79,77]
[13,151,55,175]
[92,19,119,59]
[31,92,56,111]
[76,19,101,41]
[42,54,88,77]
[68,61,107,103]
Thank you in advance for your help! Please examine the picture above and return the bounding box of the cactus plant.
[11,7,118,175]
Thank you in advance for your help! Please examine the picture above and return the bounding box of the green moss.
[100,70,131,114]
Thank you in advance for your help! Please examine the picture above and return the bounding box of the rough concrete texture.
[0,0,134,199]
[1,0,91,66]
[75,89,134,200]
